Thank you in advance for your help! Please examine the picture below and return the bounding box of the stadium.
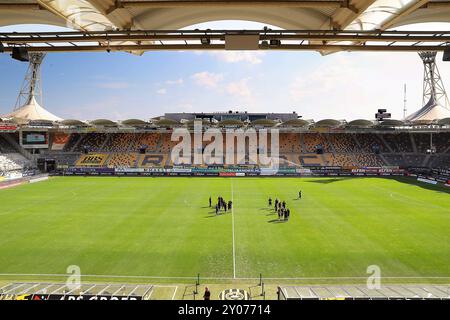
[0,0,450,303]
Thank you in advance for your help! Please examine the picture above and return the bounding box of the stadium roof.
[1,0,449,32]
[438,117,450,125]
[155,118,179,126]
[60,119,88,126]
[315,119,341,127]
[90,119,117,126]
[346,119,373,127]
[121,118,148,126]
[2,96,62,122]
[0,282,154,300]
[405,98,450,122]
[251,119,277,126]
[378,119,405,126]
[280,119,310,127]
[279,285,450,300]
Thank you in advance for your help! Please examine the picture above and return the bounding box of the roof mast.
[4,52,62,121]
[419,51,449,109]
[14,52,46,110]
[405,52,450,122]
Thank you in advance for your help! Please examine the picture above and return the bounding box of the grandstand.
[2,112,449,185]
[0,133,35,177]
[32,126,449,170]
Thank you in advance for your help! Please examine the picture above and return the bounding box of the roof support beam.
[423,1,450,9]
[323,0,378,30]
[3,33,450,43]
[380,0,431,30]
[85,0,134,30]
[1,43,447,52]
[0,3,44,10]
[2,29,449,53]
[117,0,345,9]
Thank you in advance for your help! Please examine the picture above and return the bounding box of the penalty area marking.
[152,285,178,300]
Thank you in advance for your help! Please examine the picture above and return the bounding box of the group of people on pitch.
[268,191,301,222]
[209,196,232,215]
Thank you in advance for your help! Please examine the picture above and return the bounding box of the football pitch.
[0,176,449,285]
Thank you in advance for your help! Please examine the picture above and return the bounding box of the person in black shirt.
[209,196,212,207]
[203,287,211,300]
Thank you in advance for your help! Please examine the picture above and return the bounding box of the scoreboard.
[20,130,49,149]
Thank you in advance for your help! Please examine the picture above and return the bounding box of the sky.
[0,21,449,122]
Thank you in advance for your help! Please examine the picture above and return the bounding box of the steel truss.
[0,29,449,53]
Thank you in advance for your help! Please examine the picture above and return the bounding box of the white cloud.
[226,78,252,98]
[156,88,167,95]
[191,71,224,89]
[96,82,130,90]
[287,51,445,120]
[166,78,184,85]
[289,55,358,102]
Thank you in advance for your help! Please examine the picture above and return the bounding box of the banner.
[417,177,438,185]
[51,133,70,150]
[76,154,108,167]
[219,172,236,177]
[0,125,17,131]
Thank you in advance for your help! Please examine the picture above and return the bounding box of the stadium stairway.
[155,134,163,153]
[378,154,389,166]
[324,134,337,154]
[70,134,84,152]
[299,134,307,153]
[377,134,394,153]
[99,134,112,151]
[421,154,431,167]
[410,134,418,153]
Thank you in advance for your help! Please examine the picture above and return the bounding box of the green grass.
[0,176,449,283]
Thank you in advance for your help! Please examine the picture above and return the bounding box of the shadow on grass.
[305,176,450,194]
[307,178,347,184]
[391,176,450,195]
[268,219,287,223]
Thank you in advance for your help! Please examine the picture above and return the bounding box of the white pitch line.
[171,286,178,300]
[146,287,154,300]
[0,273,449,281]
[231,178,236,279]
